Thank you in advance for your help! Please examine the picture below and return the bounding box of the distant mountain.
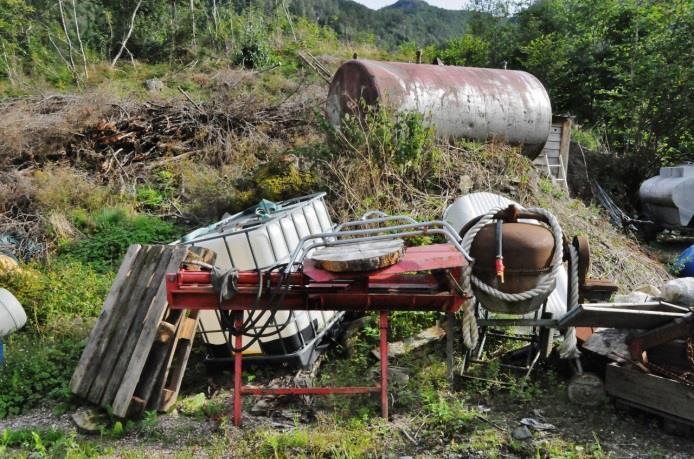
[385,0,431,10]
[286,0,471,48]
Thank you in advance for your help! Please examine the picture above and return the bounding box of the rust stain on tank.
[326,60,552,158]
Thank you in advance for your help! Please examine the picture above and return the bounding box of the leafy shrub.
[0,334,84,418]
[0,260,112,331]
[420,389,475,438]
[172,163,243,223]
[253,156,318,202]
[31,168,114,214]
[135,170,177,212]
[229,8,280,69]
[326,107,435,176]
[63,208,179,272]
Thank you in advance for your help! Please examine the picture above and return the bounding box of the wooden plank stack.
[70,244,214,418]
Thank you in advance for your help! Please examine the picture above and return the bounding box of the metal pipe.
[336,215,417,231]
[285,221,473,272]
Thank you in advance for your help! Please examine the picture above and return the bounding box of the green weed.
[253,417,384,459]
[0,334,84,418]
[0,428,105,458]
[0,260,112,331]
[63,207,179,272]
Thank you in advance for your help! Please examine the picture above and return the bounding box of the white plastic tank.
[0,288,27,337]
[639,164,694,227]
[178,193,338,356]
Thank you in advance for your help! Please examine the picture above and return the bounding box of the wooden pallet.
[605,363,694,427]
[70,244,213,418]
[155,309,200,412]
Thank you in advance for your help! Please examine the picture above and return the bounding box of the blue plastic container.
[674,245,694,277]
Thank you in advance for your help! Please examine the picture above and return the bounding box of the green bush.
[63,208,180,272]
[324,106,435,176]
[0,260,112,331]
[0,334,84,418]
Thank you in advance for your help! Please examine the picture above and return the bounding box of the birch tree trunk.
[111,0,144,68]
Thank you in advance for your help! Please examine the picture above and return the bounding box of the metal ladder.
[542,153,569,191]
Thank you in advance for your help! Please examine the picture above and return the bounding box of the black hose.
[213,264,302,353]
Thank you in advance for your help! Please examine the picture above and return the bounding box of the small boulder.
[512,425,533,441]
[144,78,165,92]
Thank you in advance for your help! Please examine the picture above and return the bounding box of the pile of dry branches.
[0,84,322,173]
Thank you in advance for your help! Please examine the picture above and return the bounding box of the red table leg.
[233,310,243,427]
[379,311,389,419]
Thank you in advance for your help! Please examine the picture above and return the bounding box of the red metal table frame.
[166,244,469,426]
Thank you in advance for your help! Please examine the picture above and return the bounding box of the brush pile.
[1,91,318,175]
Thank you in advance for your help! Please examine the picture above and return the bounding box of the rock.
[634,284,661,297]
[144,78,165,92]
[613,291,654,303]
[521,417,556,431]
[512,425,532,441]
[567,372,605,406]
[369,365,410,386]
[371,323,446,359]
[71,407,110,434]
[661,278,694,306]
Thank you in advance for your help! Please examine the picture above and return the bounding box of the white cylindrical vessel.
[0,288,27,337]
[639,165,694,227]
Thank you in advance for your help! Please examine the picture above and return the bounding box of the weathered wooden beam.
[70,244,141,397]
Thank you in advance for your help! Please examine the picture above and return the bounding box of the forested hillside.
[1,0,691,187]
[287,0,472,46]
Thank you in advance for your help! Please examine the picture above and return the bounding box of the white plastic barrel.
[0,288,27,337]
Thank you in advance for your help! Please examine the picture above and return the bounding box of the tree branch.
[111,0,144,68]
[71,0,88,78]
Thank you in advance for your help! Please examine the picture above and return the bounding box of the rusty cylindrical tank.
[469,222,556,314]
[326,60,552,158]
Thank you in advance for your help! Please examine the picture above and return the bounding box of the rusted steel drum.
[469,222,556,314]
[327,60,552,158]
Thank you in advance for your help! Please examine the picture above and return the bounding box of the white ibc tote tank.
[178,193,339,358]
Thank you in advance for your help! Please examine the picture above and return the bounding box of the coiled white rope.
[558,244,581,359]
[460,265,478,350]
[460,207,564,350]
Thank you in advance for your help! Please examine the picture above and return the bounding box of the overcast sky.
[353,0,469,9]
